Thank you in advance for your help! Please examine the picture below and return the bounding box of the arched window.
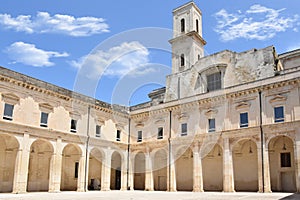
[181,19,185,32]
[196,19,199,33]
[180,54,185,66]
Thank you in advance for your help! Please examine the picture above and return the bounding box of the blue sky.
[0,0,299,106]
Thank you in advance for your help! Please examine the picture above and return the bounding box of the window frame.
[274,106,284,123]
[3,103,14,121]
[181,18,185,32]
[116,130,121,141]
[70,119,77,133]
[96,125,101,138]
[137,130,142,142]
[40,112,49,127]
[207,72,222,92]
[240,112,249,128]
[181,123,187,136]
[180,54,185,67]
[208,118,216,132]
[157,127,163,139]
[281,152,291,168]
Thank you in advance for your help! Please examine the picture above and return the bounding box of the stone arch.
[232,139,258,191]
[133,151,146,190]
[153,148,168,191]
[175,146,193,191]
[27,139,54,192]
[202,143,223,191]
[88,148,105,190]
[110,150,122,190]
[268,135,296,192]
[0,134,19,193]
[60,143,82,191]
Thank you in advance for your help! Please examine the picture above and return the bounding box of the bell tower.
[169,1,206,73]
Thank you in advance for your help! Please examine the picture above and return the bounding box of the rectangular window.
[74,162,79,178]
[240,112,248,128]
[137,131,142,142]
[274,106,284,123]
[3,103,14,121]
[281,152,291,167]
[157,127,163,139]
[181,123,187,136]
[96,125,101,137]
[70,119,77,133]
[207,72,221,92]
[208,118,216,132]
[40,112,49,127]
[116,130,121,141]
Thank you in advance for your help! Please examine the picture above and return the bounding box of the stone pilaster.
[263,143,272,192]
[120,151,128,191]
[12,134,30,194]
[101,149,112,191]
[193,145,203,192]
[167,147,176,192]
[48,138,63,192]
[128,154,135,190]
[77,146,86,192]
[145,152,154,191]
[294,131,300,192]
[223,138,235,192]
[257,145,264,193]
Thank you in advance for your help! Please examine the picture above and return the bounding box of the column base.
[48,190,61,193]
[101,188,111,191]
[145,188,154,191]
[76,189,85,192]
[12,191,27,194]
[222,190,235,193]
[193,188,204,192]
[168,189,177,192]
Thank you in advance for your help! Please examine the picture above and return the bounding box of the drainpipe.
[127,106,131,190]
[259,91,265,193]
[168,110,172,192]
[84,105,91,192]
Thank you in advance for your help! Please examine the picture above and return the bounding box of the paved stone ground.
[0,191,299,200]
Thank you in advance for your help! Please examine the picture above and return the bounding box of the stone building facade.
[1,1,300,194]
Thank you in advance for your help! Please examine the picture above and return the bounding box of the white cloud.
[70,41,155,79]
[214,4,299,41]
[0,12,109,36]
[5,41,69,67]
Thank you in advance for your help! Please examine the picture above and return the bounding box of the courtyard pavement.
[0,191,299,200]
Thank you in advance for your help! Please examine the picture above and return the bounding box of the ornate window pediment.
[235,101,251,111]
[1,93,20,104]
[204,108,218,118]
[178,113,189,122]
[69,111,81,120]
[155,119,165,125]
[39,103,54,113]
[135,122,144,128]
[269,95,287,104]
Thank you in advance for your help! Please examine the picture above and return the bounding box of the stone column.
[101,149,112,191]
[223,138,235,192]
[77,146,86,192]
[294,135,300,192]
[167,146,176,192]
[145,152,154,191]
[12,134,30,194]
[48,138,63,192]
[193,145,203,192]
[121,151,128,191]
